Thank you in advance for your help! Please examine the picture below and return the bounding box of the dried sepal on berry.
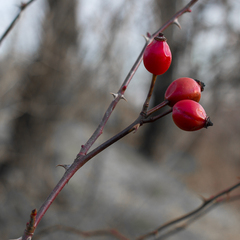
[165,77,204,107]
[172,99,213,131]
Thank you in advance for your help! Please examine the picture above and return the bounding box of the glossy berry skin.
[172,100,212,131]
[165,77,204,107]
[143,34,172,75]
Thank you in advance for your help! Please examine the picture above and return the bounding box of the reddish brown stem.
[34,118,140,229]
[146,100,169,117]
[143,108,172,123]
[141,74,157,115]
[35,225,129,240]
[34,108,172,230]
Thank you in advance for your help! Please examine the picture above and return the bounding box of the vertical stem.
[143,108,172,123]
[141,74,158,115]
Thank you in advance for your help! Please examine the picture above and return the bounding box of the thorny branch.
[17,0,199,239]
[78,0,198,156]
[0,0,36,45]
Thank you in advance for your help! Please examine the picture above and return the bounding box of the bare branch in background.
[136,181,240,240]
[0,0,36,45]
[35,225,129,240]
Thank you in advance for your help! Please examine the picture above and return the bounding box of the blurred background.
[0,0,240,239]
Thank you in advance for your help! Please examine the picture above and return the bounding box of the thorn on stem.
[121,95,127,102]
[147,32,151,38]
[178,223,187,229]
[56,164,71,171]
[226,192,231,202]
[198,194,207,203]
[142,35,149,42]
[20,3,27,10]
[153,230,159,237]
[173,18,182,29]
[110,92,118,99]
[133,123,140,133]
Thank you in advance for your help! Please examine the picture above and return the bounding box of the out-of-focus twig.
[141,74,158,115]
[155,193,240,240]
[0,0,36,45]
[136,181,240,240]
[34,225,129,240]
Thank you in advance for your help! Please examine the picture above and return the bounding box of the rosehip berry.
[143,33,172,75]
[165,77,205,107]
[172,100,213,131]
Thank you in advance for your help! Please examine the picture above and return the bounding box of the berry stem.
[141,74,157,115]
[146,100,169,117]
[143,108,172,124]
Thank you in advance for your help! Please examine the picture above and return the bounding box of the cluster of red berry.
[143,33,213,131]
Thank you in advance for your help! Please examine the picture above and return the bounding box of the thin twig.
[136,181,240,240]
[34,225,129,240]
[0,0,36,45]
[141,74,157,115]
[156,193,240,240]
[146,100,169,117]
[143,109,172,124]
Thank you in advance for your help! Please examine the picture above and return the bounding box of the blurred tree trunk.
[2,0,78,197]
[139,0,182,158]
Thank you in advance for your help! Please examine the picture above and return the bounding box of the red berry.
[172,100,213,131]
[165,77,204,107]
[143,33,172,75]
